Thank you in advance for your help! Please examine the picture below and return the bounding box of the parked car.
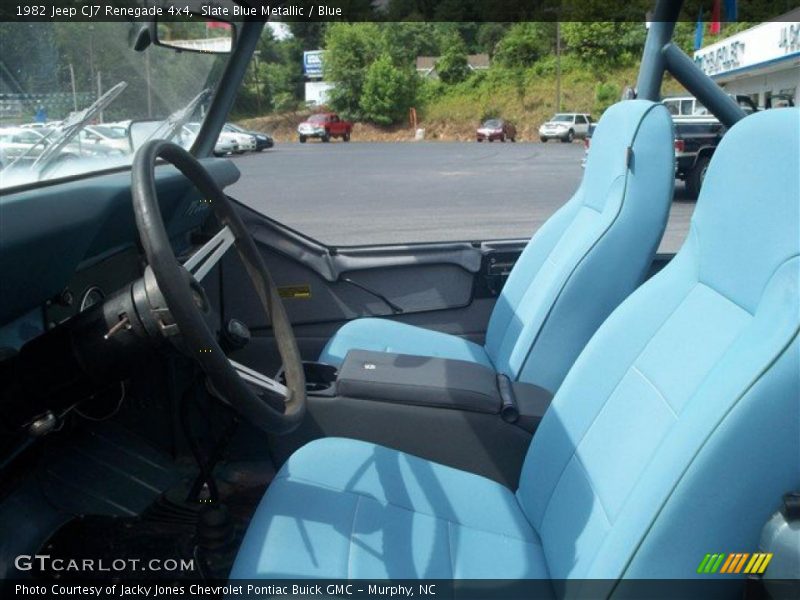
[539,112,592,142]
[665,95,757,198]
[297,112,352,143]
[580,122,598,168]
[19,120,62,129]
[224,123,273,151]
[0,127,50,161]
[83,124,131,154]
[0,126,123,164]
[183,122,242,156]
[673,117,726,198]
[225,129,256,154]
[663,94,757,118]
[476,118,517,142]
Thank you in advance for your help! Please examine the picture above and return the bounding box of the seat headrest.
[691,108,799,312]
[582,100,673,212]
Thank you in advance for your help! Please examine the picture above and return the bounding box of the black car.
[224,123,274,151]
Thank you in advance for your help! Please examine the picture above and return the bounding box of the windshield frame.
[0,21,263,194]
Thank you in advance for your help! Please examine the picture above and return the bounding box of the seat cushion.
[319,318,494,371]
[320,101,674,393]
[230,438,549,579]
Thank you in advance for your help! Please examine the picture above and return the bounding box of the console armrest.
[337,350,501,414]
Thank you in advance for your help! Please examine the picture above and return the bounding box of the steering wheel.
[131,140,306,434]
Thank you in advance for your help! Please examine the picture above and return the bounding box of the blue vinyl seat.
[321,100,675,392]
[231,108,799,580]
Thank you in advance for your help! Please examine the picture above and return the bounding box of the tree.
[493,22,553,67]
[435,32,470,85]
[560,22,646,69]
[380,22,440,66]
[287,22,327,51]
[476,22,510,57]
[323,23,382,119]
[360,54,417,125]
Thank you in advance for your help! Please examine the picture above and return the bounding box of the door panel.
[218,201,528,369]
[221,250,477,327]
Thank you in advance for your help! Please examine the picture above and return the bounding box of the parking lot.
[228,141,694,253]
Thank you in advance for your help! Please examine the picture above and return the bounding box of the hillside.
[240,65,684,143]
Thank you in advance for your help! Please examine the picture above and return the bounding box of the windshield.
[0,22,228,190]
[552,114,574,122]
[89,125,128,139]
[308,115,327,124]
[483,119,502,128]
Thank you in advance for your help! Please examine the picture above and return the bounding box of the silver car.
[539,113,592,143]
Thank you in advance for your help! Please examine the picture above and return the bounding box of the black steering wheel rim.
[131,139,306,434]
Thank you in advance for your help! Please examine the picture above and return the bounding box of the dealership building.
[693,11,800,108]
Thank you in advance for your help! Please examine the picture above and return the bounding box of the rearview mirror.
[154,16,236,54]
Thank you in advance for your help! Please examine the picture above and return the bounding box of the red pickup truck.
[297,112,353,143]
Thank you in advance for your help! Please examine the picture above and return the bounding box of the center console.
[271,350,553,488]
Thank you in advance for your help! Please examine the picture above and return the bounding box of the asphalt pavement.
[228,141,694,253]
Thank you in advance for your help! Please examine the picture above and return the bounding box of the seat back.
[517,108,800,580]
[485,100,674,392]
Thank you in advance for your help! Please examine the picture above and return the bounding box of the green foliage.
[435,32,470,85]
[493,22,554,67]
[416,78,447,105]
[323,23,382,119]
[360,54,417,125]
[594,81,620,114]
[480,105,501,121]
[379,22,441,66]
[231,16,747,125]
[286,22,327,51]
[560,22,646,70]
[476,23,510,57]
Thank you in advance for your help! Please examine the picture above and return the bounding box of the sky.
[267,22,291,40]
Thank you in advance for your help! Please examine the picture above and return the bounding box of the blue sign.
[303,50,324,78]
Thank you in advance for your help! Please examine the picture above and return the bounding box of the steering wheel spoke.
[183,225,235,281]
[229,359,288,399]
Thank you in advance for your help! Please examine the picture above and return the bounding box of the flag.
[724,0,738,22]
[710,0,721,35]
[695,9,704,50]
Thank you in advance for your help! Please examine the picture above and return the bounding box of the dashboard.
[0,159,240,349]
[42,246,143,328]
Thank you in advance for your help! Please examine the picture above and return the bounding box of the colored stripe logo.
[697,552,773,574]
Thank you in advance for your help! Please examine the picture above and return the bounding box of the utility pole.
[253,50,262,114]
[555,22,562,112]
[88,25,95,99]
[97,71,103,122]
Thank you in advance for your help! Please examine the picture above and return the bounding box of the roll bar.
[636,0,747,128]
[661,43,747,127]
